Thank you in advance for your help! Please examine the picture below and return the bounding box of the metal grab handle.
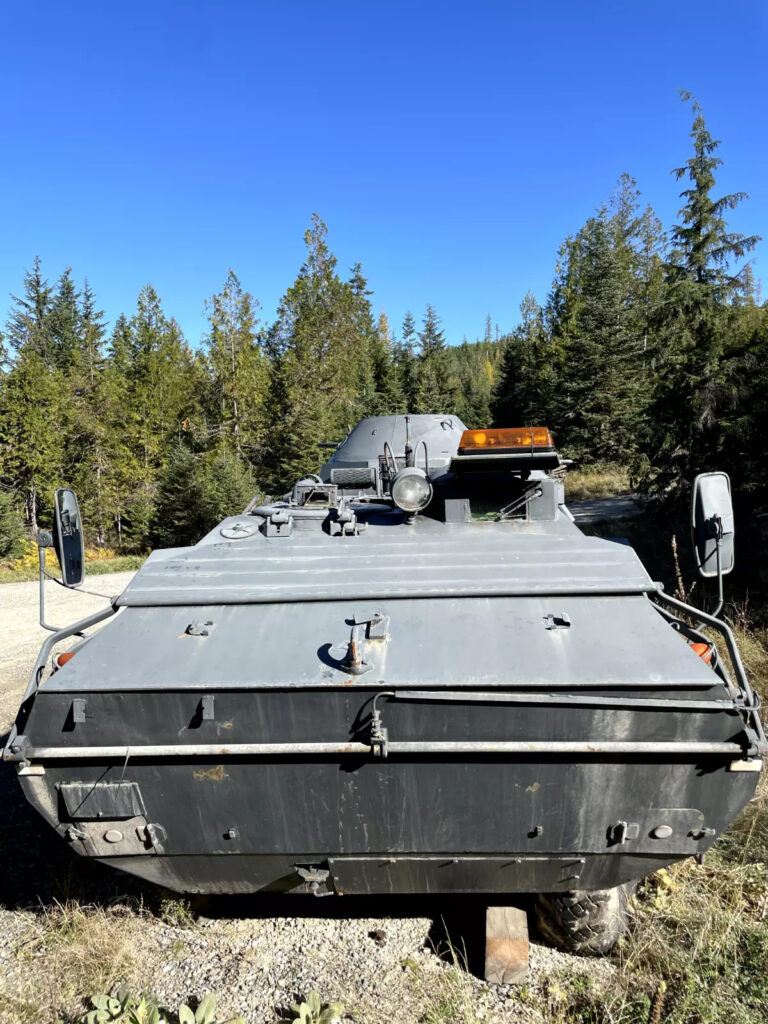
[11,739,747,762]
[653,585,766,750]
[385,689,743,713]
[2,604,120,761]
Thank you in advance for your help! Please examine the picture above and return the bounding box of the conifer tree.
[5,256,55,364]
[492,292,553,429]
[0,348,66,532]
[264,216,370,490]
[0,488,25,558]
[415,304,455,413]
[48,268,81,369]
[203,270,268,461]
[418,304,446,357]
[394,311,420,411]
[364,312,404,414]
[639,95,760,495]
[62,281,113,545]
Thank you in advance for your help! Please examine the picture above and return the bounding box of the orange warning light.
[458,427,554,451]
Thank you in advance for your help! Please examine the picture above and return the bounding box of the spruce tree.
[264,216,370,490]
[492,292,554,429]
[48,268,81,369]
[395,312,420,411]
[203,270,268,461]
[418,304,446,357]
[151,444,204,547]
[639,95,760,496]
[5,256,55,365]
[415,304,455,413]
[0,488,25,558]
[0,348,66,532]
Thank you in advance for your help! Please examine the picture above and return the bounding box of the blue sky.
[1,1,765,347]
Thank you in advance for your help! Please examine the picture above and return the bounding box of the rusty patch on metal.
[193,765,228,782]
[526,781,540,793]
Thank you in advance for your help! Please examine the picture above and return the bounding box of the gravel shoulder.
[567,494,641,524]
[0,573,619,1024]
[0,571,136,731]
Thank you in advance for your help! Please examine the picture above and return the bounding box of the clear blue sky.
[1,1,765,347]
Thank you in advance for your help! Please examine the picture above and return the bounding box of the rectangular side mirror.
[53,488,85,587]
[691,472,734,578]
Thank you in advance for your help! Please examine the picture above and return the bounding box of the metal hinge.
[330,505,366,536]
[262,510,293,537]
[296,866,333,896]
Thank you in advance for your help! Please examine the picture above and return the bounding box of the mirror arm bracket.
[38,541,62,633]
[712,533,724,619]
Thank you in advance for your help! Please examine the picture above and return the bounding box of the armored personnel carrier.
[5,415,765,954]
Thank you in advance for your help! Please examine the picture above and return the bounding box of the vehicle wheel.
[535,883,634,956]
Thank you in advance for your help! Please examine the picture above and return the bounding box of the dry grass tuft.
[402,936,480,1024]
[12,900,147,1021]
[564,464,631,502]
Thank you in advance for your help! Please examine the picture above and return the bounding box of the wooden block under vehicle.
[485,905,529,985]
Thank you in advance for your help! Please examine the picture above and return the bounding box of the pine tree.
[203,270,268,462]
[5,256,55,364]
[264,215,370,490]
[199,448,256,525]
[151,444,204,547]
[364,312,405,414]
[639,94,761,496]
[418,303,446,357]
[0,348,66,532]
[0,488,25,558]
[63,280,112,545]
[414,304,455,413]
[492,292,554,429]
[48,268,81,369]
[394,312,420,411]
[558,216,637,461]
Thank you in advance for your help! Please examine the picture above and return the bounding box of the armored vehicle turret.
[5,415,765,954]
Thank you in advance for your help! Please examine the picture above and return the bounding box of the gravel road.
[567,494,641,524]
[0,573,619,1024]
[0,571,136,732]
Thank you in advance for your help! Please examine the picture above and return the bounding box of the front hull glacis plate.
[5,414,764,896]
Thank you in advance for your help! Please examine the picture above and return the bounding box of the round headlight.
[391,466,433,512]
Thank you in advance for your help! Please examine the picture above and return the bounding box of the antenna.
[404,415,414,468]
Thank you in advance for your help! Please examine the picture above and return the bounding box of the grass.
[0,554,146,583]
[402,940,481,1024]
[564,464,632,502]
[10,900,146,1023]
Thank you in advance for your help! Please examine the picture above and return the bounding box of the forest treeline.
[0,95,766,554]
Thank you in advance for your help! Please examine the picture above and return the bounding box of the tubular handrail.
[653,585,766,749]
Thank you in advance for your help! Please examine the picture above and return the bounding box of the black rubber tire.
[535,884,634,956]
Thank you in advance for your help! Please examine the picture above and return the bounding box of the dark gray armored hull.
[5,416,764,895]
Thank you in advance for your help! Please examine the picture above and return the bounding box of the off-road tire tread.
[535,884,633,956]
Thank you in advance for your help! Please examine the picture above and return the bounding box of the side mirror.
[53,487,85,587]
[691,472,734,578]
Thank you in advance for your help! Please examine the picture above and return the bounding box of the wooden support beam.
[485,905,529,985]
